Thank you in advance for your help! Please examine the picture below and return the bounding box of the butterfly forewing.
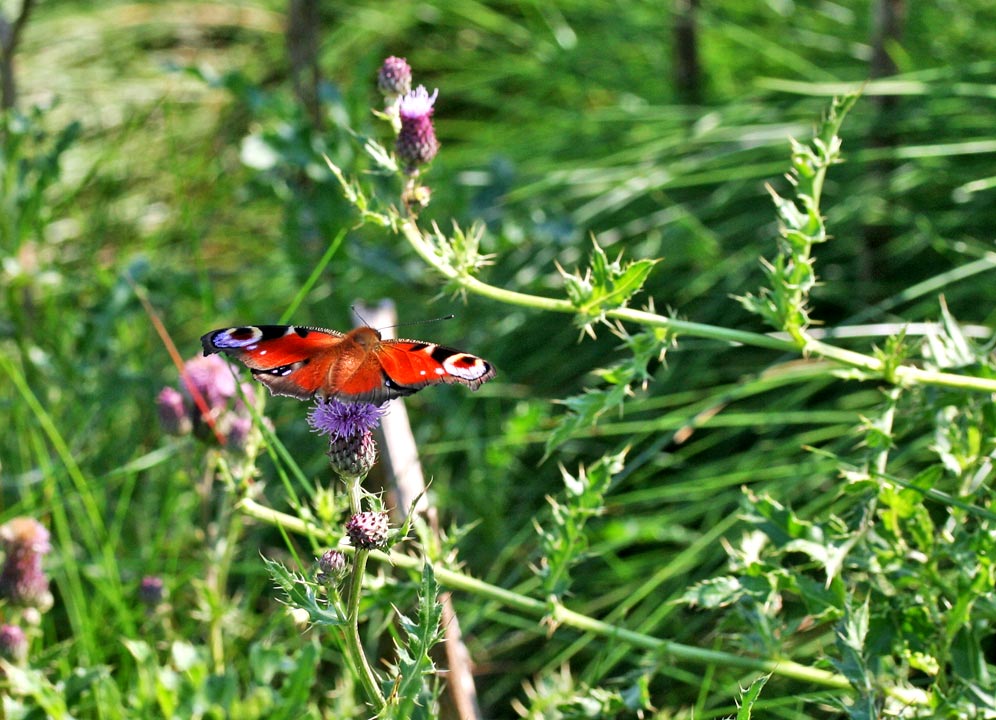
[377,340,496,394]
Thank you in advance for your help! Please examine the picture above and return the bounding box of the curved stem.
[399,219,996,394]
[238,498,928,707]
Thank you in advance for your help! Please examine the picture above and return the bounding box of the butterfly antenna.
[350,305,371,327]
[382,314,456,332]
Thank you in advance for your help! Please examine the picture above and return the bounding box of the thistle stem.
[341,477,385,711]
[238,498,928,707]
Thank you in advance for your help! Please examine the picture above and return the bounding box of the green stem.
[238,498,928,707]
[340,477,385,711]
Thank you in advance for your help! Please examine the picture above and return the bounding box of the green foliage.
[534,451,627,599]
[515,666,652,719]
[122,637,321,718]
[0,105,81,252]
[545,324,671,453]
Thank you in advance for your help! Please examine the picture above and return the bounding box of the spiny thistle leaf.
[546,325,671,454]
[383,564,444,719]
[735,675,770,720]
[534,450,627,598]
[429,220,495,291]
[262,555,345,627]
[559,240,658,335]
[737,93,859,339]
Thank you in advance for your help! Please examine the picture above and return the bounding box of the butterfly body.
[201,324,495,404]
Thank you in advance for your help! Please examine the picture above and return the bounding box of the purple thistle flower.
[396,85,440,172]
[0,517,53,612]
[308,398,385,439]
[157,354,262,450]
[181,354,239,409]
[309,398,383,479]
[378,56,412,99]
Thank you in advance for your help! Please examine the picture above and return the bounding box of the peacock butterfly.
[201,324,496,404]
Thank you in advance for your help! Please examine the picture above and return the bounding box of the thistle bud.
[0,624,27,664]
[317,549,349,586]
[377,56,412,99]
[138,576,165,607]
[345,511,390,550]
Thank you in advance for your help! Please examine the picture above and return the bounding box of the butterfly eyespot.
[212,326,265,348]
[442,354,490,381]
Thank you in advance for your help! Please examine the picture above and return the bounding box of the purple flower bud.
[377,56,412,99]
[317,549,349,586]
[0,624,27,664]
[138,576,165,606]
[345,512,390,550]
[396,86,440,172]
[0,518,53,612]
[157,386,192,436]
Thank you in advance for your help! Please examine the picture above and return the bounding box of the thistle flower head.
[396,86,440,173]
[157,354,261,450]
[398,85,438,120]
[181,354,239,409]
[309,398,384,479]
[308,397,385,439]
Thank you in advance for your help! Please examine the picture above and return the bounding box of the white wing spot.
[258,349,266,355]
[420,370,427,376]
[435,367,445,375]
